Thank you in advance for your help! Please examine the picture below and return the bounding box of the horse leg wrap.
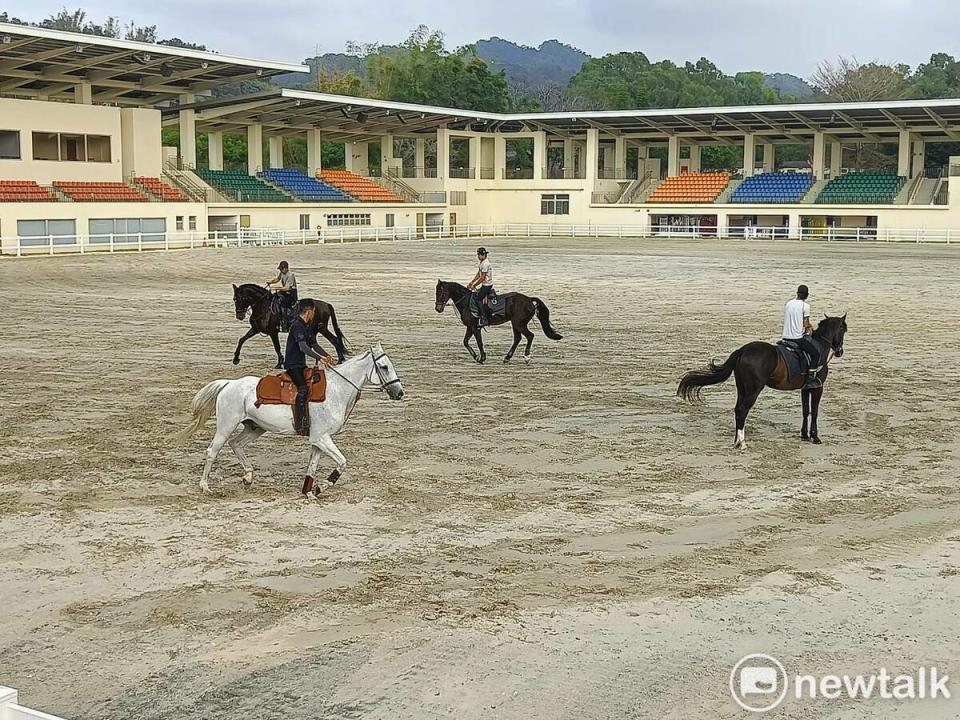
[325,469,341,485]
[302,475,315,495]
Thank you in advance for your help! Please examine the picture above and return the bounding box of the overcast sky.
[3,0,958,76]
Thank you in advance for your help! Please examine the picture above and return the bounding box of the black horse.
[677,315,847,448]
[231,284,348,368]
[435,280,562,364]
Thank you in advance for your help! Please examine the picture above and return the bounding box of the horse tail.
[173,379,231,442]
[530,297,563,340]
[677,349,741,402]
[328,304,351,352]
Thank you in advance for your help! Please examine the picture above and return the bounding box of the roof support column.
[178,94,197,169]
[830,140,842,179]
[246,123,263,174]
[345,141,368,175]
[494,134,506,179]
[614,137,627,177]
[742,134,756,178]
[585,128,600,188]
[381,134,398,176]
[532,131,546,180]
[306,129,323,176]
[897,130,911,178]
[469,135,482,180]
[74,81,92,105]
[269,136,284,169]
[436,127,449,180]
[415,137,426,177]
[762,143,775,173]
[812,132,826,181]
[912,139,925,178]
[688,144,701,173]
[667,136,680,177]
[208,131,224,171]
[563,139,575,178]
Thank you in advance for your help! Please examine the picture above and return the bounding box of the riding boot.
[294,392,310,436]
[803,369,821,389]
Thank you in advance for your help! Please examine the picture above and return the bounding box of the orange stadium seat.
[0,180,56,202]
[134,177,190,202]
[318,170,404,203]
[53,181,148,202]
[647,172,732,204]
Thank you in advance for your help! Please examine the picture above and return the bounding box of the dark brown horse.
[231,284,348,368]
[677,315,847,448]
[435,280,562,364]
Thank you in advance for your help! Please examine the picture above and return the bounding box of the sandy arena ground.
[1,237,960,719]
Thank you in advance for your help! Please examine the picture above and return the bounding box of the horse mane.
[814,316,843,339]
[439,280,470,295]
[237,283,268,297]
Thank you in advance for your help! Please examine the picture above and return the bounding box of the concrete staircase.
[630,176,662,203]
[895,175,922,205]
[802,179,827,204]
[716,178,743,204]
[910,177,939,205]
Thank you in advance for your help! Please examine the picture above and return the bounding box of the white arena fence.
[0,686,66,720]
[3,222,960,257]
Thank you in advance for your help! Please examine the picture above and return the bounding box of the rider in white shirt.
[466,247,494,326]
[783,284,820,389]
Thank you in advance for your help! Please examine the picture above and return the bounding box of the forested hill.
[474,38,589,89]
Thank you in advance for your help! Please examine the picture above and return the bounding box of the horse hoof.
[232,358,240,366]
[523,355,531,364]
[301,475,315,495]
[811,436,822,445]
[242,471,253,487]
[801,434,810,442]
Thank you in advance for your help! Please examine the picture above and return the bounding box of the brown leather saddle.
[255,366,327,407]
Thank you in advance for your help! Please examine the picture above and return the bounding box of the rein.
[324,350,402,395]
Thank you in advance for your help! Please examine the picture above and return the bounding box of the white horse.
[176,342,404,496]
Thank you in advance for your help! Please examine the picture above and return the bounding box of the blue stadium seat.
[259,168,354,202]
[731,172,814,204]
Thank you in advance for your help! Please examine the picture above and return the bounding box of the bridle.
[325,348,402,394]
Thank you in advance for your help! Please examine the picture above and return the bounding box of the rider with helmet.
[285,299,335,435]
[466,247,494,326]
[783,284,821,389]
[268,260,298,331]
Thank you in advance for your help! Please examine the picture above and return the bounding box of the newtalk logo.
[730,653,951,713]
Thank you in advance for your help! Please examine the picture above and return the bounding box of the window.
[541,193,570,215]
[89,218,166,244]
[327,213,371,227]
[32,132,59,161]
[17,219,76,246]
[60,134,86,162]
[31,132,111,162]
[299,213,310,230]
[385,213,395,228]
[188,216,197,231]
[175,216,184,231]
[86,135,111,162]
[450,191,466,206]
[0,130,20,159]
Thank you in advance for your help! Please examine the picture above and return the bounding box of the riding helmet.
[797,284,809,299]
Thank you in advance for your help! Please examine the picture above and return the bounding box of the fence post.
[79,234,85,254]
[164,233,170,251]
[190,232,195,250]
[48,234,54,256]
[948,229,952,244]
[110,233,115,253]
[856,227,860,243]
[138,232,143,252]
[16,236,22,257]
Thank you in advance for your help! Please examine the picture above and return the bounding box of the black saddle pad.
[470,291,515,317]
[776,341,813,382]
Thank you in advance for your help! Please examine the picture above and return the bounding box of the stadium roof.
[165,89,960,144]
[0,22,307,104]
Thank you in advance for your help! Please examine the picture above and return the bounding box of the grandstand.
[4,20,960,254]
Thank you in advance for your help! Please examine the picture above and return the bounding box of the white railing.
[0,686,66,720]
[4,222,960,257]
